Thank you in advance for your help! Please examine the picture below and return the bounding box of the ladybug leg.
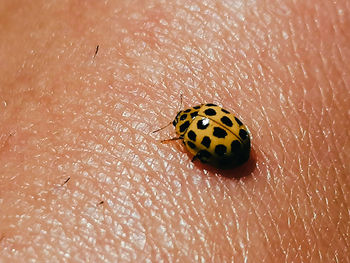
[192,150,211,163]
[191,154,199,162]
[152,121,173,133]
[160,137,183,144]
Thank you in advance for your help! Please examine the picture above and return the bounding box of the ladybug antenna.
[178,93,183,112]
[153,94,184,134]
[152,121,173,133]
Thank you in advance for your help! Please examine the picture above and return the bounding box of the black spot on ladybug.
[197,150,211,163]
[187,141,196,149]
[205,103,217,107]
[193,105,201,109]
[239,129,248,140]
[204,108,216,116]
[221,108,230,114]
[201,136,211,148]
[213,127,227,138]
[197,118,209,130]
[231,140,241,153]
[180,121,190,133]
[235,117,243,126]
[220,116,233,127]
[190,111,198,118]
[172,120,177,126]
[180,114,187,121]
[188,130,197,141]
[215,144,227,156]
[184,109,191,113]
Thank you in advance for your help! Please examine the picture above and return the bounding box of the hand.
[0,0,349,261]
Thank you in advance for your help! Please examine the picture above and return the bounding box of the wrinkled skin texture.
[0,0,349,262]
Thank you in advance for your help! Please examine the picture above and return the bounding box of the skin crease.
[0,0,349,262]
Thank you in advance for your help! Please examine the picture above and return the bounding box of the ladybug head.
[172,111,182,126]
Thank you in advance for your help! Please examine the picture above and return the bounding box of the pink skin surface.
[0,0,349,262]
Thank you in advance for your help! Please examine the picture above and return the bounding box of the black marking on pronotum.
[179,121,190,133]
[180,114,188,121]
[190,111,198,118]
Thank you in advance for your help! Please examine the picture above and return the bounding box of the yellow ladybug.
[156,103,251,168]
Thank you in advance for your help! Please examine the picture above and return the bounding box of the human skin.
[0,0,349,262]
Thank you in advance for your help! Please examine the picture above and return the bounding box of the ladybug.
[156,103,251,168]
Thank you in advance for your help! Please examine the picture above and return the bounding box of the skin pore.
[0,0,349,262]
